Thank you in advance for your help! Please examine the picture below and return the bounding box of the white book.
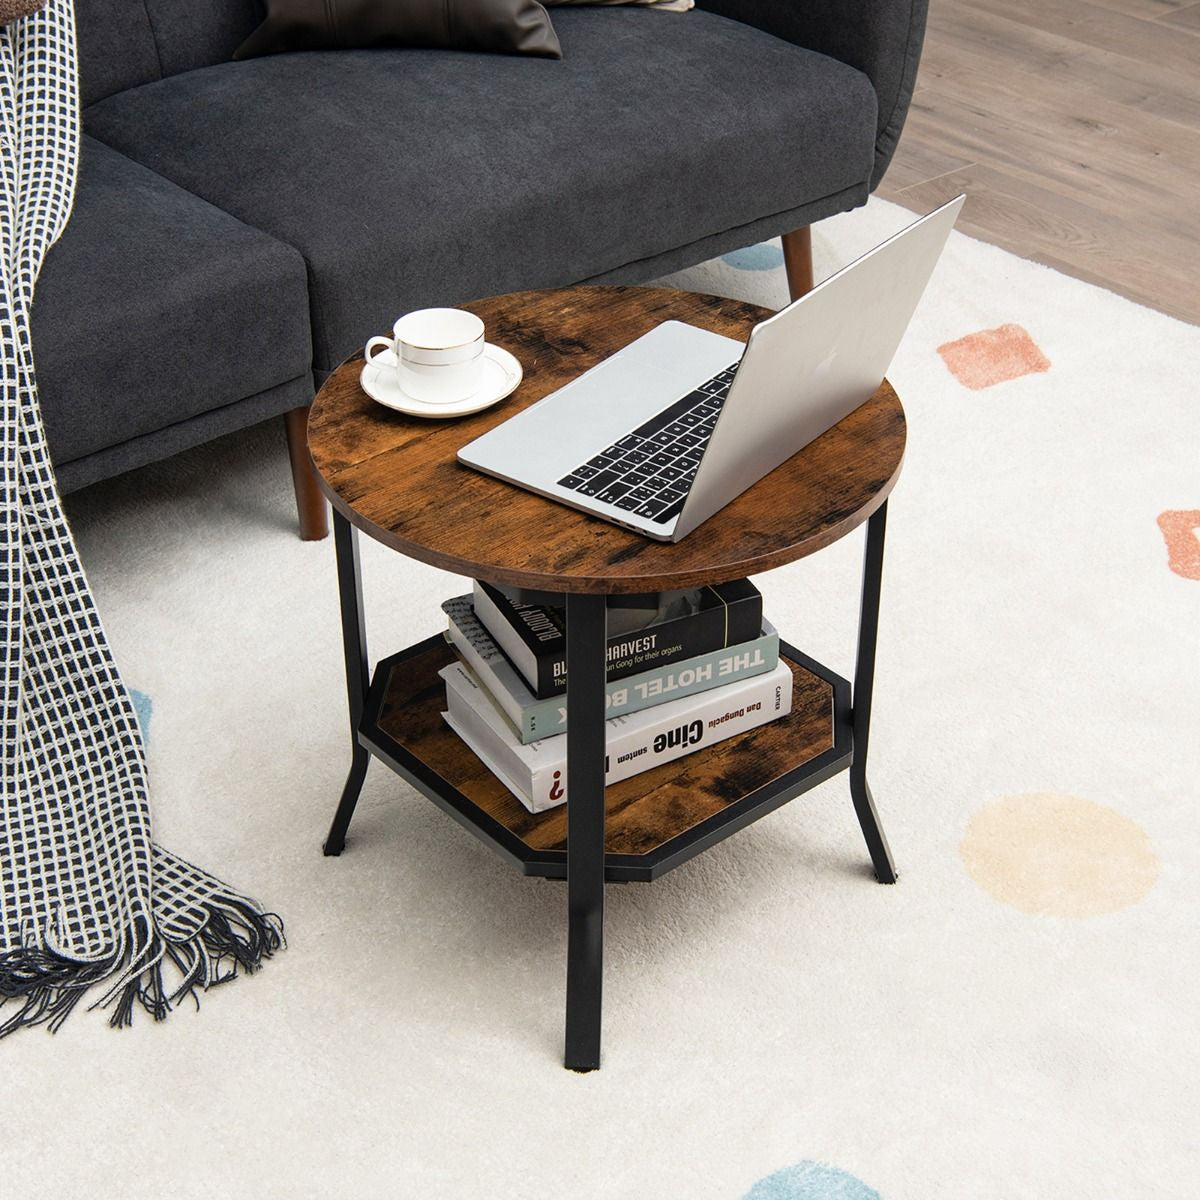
[440,657,794,813]
[442,593,779,743]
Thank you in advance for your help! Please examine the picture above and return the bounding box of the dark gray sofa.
[31,0,926,538]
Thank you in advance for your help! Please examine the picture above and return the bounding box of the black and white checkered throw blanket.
[0,0,282,1037]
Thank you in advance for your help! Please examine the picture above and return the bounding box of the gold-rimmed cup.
[365,308,485,404]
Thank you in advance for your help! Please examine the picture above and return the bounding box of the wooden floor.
[876,0,1200,326]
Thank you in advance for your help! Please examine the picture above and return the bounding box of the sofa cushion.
[84,7,876,372]
[75,1,160,106]
[76,1,264,105]
[31,137,313,468]
[144,0,266,77]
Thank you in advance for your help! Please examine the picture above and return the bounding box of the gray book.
[442,594,779,744]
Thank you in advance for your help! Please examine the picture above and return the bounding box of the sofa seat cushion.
[31,138,313,468]
[84,7,877,373]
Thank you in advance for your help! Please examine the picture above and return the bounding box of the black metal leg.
[564,592,607,1071]
[325,747,371,857]
[324,510,371,856]
[850,502,898,884]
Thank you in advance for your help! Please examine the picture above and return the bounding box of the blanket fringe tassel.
[0,897,283,1038]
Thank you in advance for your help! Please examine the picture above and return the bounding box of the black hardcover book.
[471,578,763,698]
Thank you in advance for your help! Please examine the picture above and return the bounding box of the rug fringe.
[0,897,284,1038]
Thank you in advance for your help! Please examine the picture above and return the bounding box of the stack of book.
[439,579,793,813]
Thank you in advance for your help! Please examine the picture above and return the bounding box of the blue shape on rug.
[744,1162,881,1199]
[721,243,785,271]
[131,688,153,741]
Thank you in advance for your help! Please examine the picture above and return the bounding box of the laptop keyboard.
[556,361,740,524]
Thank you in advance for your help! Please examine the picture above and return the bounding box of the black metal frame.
[323,513,370,858]
[851,503,897,883]
[563,594,607,1070]
[322,500,896,1069]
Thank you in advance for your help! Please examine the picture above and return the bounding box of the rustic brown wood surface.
[375,640,835,857]
[308,286,905,594]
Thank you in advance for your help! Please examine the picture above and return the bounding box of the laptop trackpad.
[460,321,742,481]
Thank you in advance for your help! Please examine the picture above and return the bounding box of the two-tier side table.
[307,285,905,1071]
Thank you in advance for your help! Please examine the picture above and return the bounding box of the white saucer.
[360,343,523,418]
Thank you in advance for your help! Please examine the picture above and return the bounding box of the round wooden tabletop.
[308,286,906,595]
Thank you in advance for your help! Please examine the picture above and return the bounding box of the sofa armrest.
[695,0,927,189]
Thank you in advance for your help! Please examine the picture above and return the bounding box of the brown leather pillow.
[546,1,692,9]
[234,0,562,61]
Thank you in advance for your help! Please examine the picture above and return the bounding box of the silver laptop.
[459,195,964,543]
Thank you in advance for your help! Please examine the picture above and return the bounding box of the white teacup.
[365,308,485,404]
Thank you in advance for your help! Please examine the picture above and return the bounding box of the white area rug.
[3,199,1197,1199]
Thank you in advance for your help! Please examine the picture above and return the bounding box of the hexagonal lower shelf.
[359,635,852,882]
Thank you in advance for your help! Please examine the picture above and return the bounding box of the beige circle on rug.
[961,792,1159,917]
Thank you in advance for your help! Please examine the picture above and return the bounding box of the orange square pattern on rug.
[938,323,1050,390]
[1157,510,1200,580]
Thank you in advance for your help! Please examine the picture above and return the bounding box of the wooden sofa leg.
[782,225,814,300]
[283,406,329,541]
